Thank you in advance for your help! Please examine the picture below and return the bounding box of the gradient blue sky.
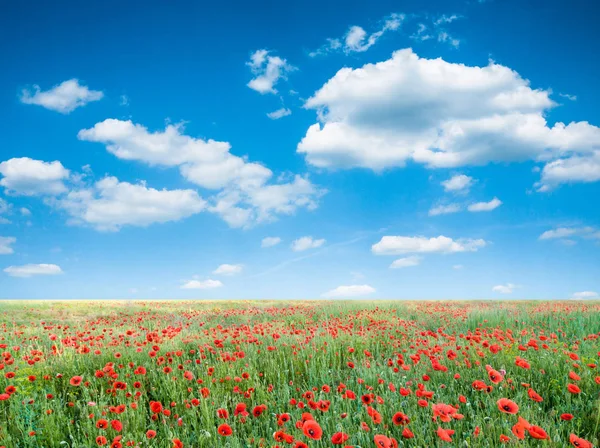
[1,0,599,299]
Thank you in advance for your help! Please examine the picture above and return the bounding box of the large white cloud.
[322,284,376,298]
[0,236,16,254]
[0,158,70,196]
[247,50,295,94]
[78,119,324,227]
[4,263,63,277]
[51,176,206,231]
[372,235,485,255]
[297,49,600,189]
[20,79,103,113]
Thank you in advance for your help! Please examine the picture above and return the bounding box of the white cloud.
[20,207,31,216]
[0,236,16,254]
[119,95,130,106]
[538,226,596,240]
[434,14,461,26]
[390,256,421,268]
[411,23,433,41]
[0,199,9,214]
[429,203,462,216]
[372,235,486,255]
[291,236,326,252]
[78,119,324,228]
[4,263,63,277]
[492,283,517,294]
[310,13,404,57]
[467,197,502,212]
[442,174,474,193]
[453,264,463,269]
[261,236,282,247]
[536,151,600,191]
[247,50,295,94]
[51,176,206,231]
[322,284,376,298]
[0,199,10,223]
[539,227,579,240]
[571,291,598,299]
[559,93,577,101]
[0,158,70,196]
[297,49,600,190]
[267,108,292,120]
[20,79,103,113]
[213,263,243,276]
[181,279,223,289]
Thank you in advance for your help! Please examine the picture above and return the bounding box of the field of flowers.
[0,300,598,447]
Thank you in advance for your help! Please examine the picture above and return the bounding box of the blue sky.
[1,0,599,300]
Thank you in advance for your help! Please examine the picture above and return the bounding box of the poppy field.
[0,300,598,448]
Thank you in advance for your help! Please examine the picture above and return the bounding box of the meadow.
[0,300,598,447]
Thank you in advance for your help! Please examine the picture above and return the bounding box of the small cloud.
[373,235,486,255]
[559,93,577,101]
[429,203,462,216]
[492,283,518,294]
[267,108,292,120]
[453,264,463,270]
[261,236,282,248]
[247,50,295,95]
[0,236,16,254]
[571,291,598,299]
[119,95,130,106]
[20,79,103,114]
[468,197,502,212]
[442,174,474,193]
[4,263,63,277]
[20,207,31,216]
[390,256,421,268]
[322,284,376,298]
[310,13,404,57]
[181,279,223,289]
[213,264,243,276]
[291,236,325,252]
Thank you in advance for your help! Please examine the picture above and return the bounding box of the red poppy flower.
[436,427,455,442]
[527,388,543,402]
[528,425,548,440]
[69,376,83,386]
[146,430,156,439]
[570,434,593,448]
[302,420,322,440]
[96,436,107,446]
[402,427,414,439]
[374,434,393,448]
[497,398,519,414]
[218,423,232,436]
[331,432,349,445]
[392,411,410,426]
[567,384,581,394]
[561,413,574,421]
